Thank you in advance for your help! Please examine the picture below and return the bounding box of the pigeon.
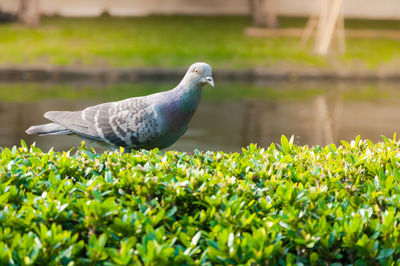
[26,62,214,150]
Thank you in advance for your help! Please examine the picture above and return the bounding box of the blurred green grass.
[0,16,399,69]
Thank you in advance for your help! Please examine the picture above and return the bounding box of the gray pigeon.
[26,62,214,150]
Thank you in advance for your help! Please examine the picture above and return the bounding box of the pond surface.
[1,80,400,152]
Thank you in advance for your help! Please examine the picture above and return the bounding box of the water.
[1,80,400,153]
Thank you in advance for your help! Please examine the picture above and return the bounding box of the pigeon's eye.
[194,69,199,74]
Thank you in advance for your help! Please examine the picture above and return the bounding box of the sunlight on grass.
[0,16,399,69]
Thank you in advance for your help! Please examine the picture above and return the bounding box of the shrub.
[0,136,400,265]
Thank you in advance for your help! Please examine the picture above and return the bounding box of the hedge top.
[0,135,400,264]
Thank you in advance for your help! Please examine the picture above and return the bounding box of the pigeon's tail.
[25,123,73,136]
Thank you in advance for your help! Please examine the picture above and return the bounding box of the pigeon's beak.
[205,76,215,87]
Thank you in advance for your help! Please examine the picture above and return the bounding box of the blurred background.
[0,0,399,152]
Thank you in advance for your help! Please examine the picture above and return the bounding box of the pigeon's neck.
[172,80,203,113]
[158,80,203,134]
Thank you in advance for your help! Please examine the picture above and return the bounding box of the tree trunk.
[19,0,40,27]
[249,0,278,28]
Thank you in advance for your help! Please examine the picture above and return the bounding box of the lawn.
[0,16,399,70]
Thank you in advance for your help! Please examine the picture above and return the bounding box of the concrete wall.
[1,0,399,19]
[277,0,400,19]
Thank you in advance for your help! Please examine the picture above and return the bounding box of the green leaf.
[309,252,319,266]
[97,234,107,249]
[167,206,177,218]
[376,249,394,260]
[280,135,290,153]
[381,135,390,143]
[105,171,113,183]
[191,231,201,247]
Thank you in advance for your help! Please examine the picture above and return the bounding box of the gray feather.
[25,123,72,136]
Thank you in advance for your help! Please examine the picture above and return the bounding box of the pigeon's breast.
[158,103,189,133]
[151,102,194,149]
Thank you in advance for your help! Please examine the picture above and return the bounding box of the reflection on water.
[1,80,400,152]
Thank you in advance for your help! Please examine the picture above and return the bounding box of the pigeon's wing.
[83,96,161,147]
[45,96,160,148]
[44,110,101,141]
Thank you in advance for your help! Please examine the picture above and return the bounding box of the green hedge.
[1,136,400,265]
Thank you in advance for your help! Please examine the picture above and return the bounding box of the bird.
[26,62,214,150]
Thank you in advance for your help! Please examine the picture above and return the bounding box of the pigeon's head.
[185,62,214,87]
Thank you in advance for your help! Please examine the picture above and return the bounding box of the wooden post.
[19,0,40,27]
[316,0,343,55]
[300,15,318,48]
[315,0,329,50]
[299,0,345,55]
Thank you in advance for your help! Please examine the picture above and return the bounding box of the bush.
[0,136,400,265]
